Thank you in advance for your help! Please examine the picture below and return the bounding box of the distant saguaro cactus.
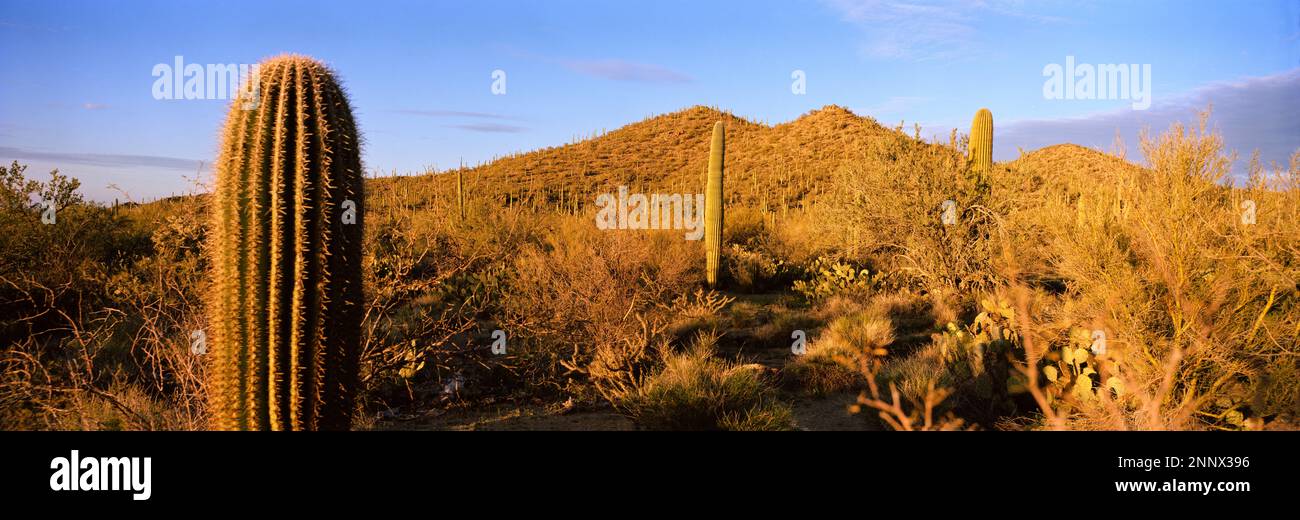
[969,108,994,181]
[705,121,725,287]
[210,55,365,431]
[456,168,465,221]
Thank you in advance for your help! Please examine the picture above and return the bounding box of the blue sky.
[1,0,1297,201]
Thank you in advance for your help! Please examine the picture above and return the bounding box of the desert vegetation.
[1,81,1295,430]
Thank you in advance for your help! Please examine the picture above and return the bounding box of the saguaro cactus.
[456,168,465,221]
[969,108,993,181]
[210,55,365,431]
[705,121,725,287]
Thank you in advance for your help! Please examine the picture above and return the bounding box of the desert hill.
[373,106,1142,215]
[1009,143,1143,177]
[374,105,930,211]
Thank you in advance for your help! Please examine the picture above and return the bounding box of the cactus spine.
[969,108,993,181]
[704,121,725,288]
[210,55,364,431]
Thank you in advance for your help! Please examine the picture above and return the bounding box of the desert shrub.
[0,162,149,346]
[816,112,1299,430]
[1001,115,1300,430]
[356,181,528,412]
[822,127,1005,292]
[765,212,835,269]
[724,244,786,291]
[663,288,736,342]
[585,316,669,407]
[619,332,793,430]
[724,205,769,248]
[785,306,894,396]
[717,205,806,292]
[0,162,208,429]
[501,215,701,396]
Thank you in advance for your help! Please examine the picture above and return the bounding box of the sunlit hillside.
[373,105,922,213]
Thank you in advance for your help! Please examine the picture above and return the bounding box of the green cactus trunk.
[210,55,365,431]
[969,108,993,182]
[705,121,725,288]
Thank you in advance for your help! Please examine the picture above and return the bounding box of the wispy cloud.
[81,103,110,110]
[389,109,520,120]
[560,59,692,83]
[499,46,693,84]
[446,123,528,134]
[998,68,1300,176]
[823,0,1068,60]
[0,146,202,171]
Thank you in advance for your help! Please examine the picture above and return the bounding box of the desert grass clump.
[785,307,895,396]
[620,332,793,431]
[209,55,364,430]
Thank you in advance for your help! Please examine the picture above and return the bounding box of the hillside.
[373,105,919,211]
[1009,143,1144,178]
[374,107,1155,217]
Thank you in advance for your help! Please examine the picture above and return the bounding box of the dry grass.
[615,332,793,431]
[785,304,895,396]
[2,106,1294,431]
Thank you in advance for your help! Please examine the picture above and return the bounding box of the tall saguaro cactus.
[969,108,994,181]
[210,55,365,431]
[456,168,465,221]
[704,121,725,287]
